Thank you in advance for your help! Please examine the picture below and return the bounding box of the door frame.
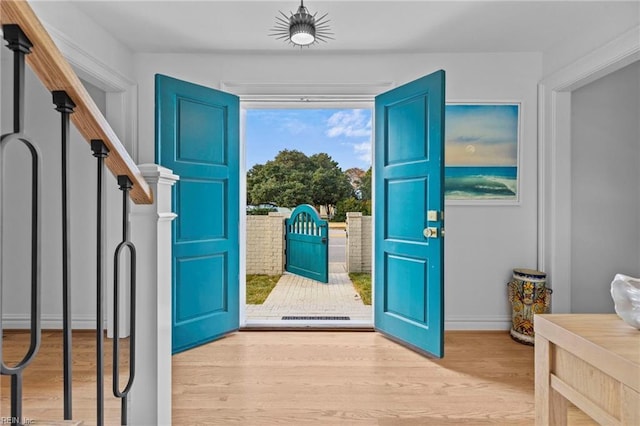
[228,82,392,327]
[538,26,639,313]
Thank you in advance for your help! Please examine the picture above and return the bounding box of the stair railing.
[1,1,152,425]
[0,24,42,424]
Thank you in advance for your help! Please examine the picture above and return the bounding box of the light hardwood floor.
[3,330,595,425]
[174,331,595,425]
[1,331,126,425]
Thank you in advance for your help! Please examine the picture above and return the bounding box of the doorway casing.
[224,81,392,328]
[537,25,639,313]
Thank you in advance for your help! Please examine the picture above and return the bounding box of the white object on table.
[611,273,640,329]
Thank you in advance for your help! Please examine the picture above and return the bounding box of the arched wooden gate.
[285,204,329,283]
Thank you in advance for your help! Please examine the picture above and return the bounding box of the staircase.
[1,1,152,424]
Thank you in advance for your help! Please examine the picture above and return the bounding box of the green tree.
[333,197,371,222]
[359,167,372,200]
[248,171,312,208]
[309,153,353,214]
[247,150,351,212]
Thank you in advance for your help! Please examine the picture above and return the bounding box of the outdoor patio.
[245,263,372,326]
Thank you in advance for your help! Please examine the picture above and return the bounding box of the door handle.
[321,237,327,244]
[423,227,439,238]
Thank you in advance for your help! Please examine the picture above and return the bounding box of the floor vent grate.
[281,316,351,321]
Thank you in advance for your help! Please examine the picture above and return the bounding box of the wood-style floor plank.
[2,330,596,425]
[2,331,126,425]
[172,331,596,425]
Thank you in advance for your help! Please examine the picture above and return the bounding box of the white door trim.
[229,82,386,327]
[538,25,640,312]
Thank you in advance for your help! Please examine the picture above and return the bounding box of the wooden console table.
[535,314,640,425]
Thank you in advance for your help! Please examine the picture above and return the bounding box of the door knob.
[423,227,439,238]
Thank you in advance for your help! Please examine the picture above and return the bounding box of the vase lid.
[513,268,546,278]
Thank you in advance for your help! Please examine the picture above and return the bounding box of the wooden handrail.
[1,0,153,204]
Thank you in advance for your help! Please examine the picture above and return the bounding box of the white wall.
[570,61,640,313]
[136,51,542,329]
[538,19,639,314]
[542,2,639,77]
[83,80,107,115]
[0,54,112,327]
[29,1,135,83]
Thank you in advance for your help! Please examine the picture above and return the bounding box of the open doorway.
[569,61,640,312]
[160,72,445,355]
[241,107,373,328]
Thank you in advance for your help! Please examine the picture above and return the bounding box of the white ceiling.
[68,1,639,54]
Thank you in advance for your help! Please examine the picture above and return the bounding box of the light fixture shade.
[270,1,333,47]
[290,23,315,45]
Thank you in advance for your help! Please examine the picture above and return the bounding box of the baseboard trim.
[3,314,512,331]
[2,314,101,330]
[445,315,511,330]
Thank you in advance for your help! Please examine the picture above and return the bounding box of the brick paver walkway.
[245,263,372,324]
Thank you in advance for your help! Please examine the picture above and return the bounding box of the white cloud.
[281,118,308,135]
[353,141,372,164]
[326,109,372,138]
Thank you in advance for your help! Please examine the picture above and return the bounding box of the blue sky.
[245,108,372,171]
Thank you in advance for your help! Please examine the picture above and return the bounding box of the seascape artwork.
[445,104,520,201]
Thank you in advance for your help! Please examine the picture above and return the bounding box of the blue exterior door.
[285,204,329,283]
[374,70,445,358]
[155,74,239,354]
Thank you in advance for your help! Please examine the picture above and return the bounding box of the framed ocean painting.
[444,103,520,202]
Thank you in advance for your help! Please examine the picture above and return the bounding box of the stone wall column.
[346,212,363,273]
[269,212,286,274]
[246,216,271,274]
[362,216,372,273]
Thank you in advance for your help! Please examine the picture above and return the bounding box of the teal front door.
[374,70,446,358]
[285,204,329,283]
[155,74,240,353]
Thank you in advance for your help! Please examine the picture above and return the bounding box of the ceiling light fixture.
[269,0,333,47]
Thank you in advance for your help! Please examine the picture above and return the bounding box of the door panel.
[374,70,445,358]
[155,74,239,354]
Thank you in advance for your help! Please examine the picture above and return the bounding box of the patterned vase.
[507,268,552,345]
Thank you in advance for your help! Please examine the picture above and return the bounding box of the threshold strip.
[281,316,351,321]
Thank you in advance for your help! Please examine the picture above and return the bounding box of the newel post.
[129,164,178,425]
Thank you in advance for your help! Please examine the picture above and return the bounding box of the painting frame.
[444,101,522,205]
